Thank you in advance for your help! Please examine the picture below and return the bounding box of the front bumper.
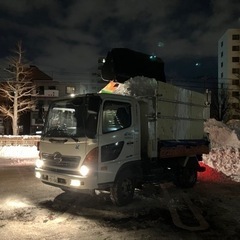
[35,168,98,190]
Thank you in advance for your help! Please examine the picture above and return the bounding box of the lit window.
[66,86,75,94]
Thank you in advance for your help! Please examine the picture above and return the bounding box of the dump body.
[156,81,209,140]
[136,80,209,162]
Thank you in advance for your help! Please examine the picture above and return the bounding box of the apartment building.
[218,28,240,119]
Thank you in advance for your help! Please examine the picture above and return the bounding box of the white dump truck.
[35,78,210,206]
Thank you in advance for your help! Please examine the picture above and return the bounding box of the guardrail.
[0,136,41,146]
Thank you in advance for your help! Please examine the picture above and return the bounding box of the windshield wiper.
[69,136,79,142]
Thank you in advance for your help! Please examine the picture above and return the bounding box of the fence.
[0,136,40,147]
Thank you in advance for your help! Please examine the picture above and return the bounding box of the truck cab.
[35,93,142,205]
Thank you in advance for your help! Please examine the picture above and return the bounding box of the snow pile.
[203,119,240,182]
[113,76,157,96]
[0,145,39,159]
[0,135,40,164]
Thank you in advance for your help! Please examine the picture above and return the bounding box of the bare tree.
[211,86,231,122]
[0,42,36,135]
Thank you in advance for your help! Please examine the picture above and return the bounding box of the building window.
[221,41,223,47]
[221,72,223,78]
[221,51,223,57]
[232,68,240,74]
[232,79,239,85]
[232,91,239,97]
[66,86,75,94]
[232,103,239,109]
[48,86,56,90]
[232,34,240,40]
[37,86,44,95]
[221,62,223,67]
[232,46,240,51]
[232,57,240,62]
[232,115,239,119]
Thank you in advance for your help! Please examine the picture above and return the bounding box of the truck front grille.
[42,153,81,169]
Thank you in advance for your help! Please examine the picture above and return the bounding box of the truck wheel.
[110,172,134,206]
[174,165,197,188]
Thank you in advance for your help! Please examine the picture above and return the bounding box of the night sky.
[0,0,239,87]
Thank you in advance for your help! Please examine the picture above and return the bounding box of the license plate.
[49,175,58,183]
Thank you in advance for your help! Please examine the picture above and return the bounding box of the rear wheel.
[174,157,198,188]
[110,172,135,206]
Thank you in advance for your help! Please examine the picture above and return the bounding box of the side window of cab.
[102,101,131,133]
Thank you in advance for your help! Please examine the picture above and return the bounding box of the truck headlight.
[35,171,41,179]
[70,179,81,187]
[79,165,89,176]
[36,159,44,168]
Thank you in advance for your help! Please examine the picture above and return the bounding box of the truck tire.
[174,158,198,188]
[110,171,135,206]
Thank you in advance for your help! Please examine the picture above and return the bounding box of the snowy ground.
[0,145,38,166]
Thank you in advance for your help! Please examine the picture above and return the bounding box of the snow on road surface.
[0,145,38,166]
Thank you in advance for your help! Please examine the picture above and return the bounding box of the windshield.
[42,95,101,139]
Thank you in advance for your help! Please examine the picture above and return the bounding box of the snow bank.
[113,76,157,96]
[203,119,240,182]
[0,145,39,159]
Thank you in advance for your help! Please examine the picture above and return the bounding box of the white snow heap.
[113,76,157,96]
[203,118,240,182]
[204,118,240,148]
[0,145,39,159]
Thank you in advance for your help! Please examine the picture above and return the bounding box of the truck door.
[97,99,140,184]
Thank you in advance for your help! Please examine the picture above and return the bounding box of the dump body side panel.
[138,81,210,160]
[157,81,209,141]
